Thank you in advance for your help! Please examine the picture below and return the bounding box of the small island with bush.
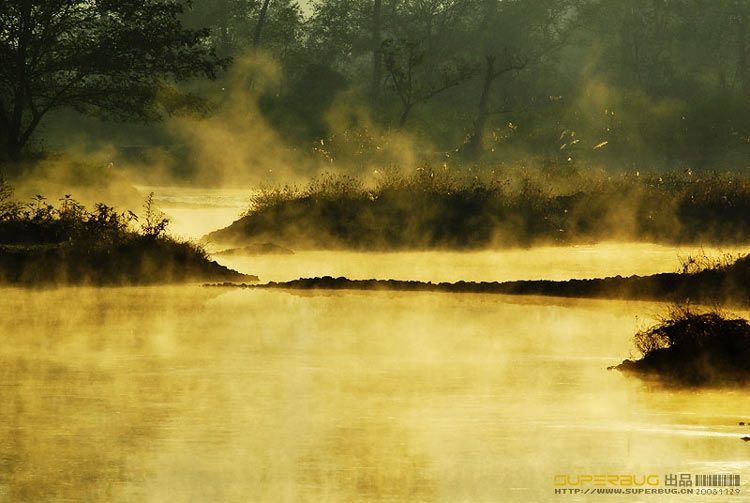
[612,305,750,386]
[0,178,254,285]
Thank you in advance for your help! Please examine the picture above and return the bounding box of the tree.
[186,0,304,70]
[370,0,383,103]
[185,0,257,56]
[730,0,750,96]
[382,38,474,127]
[252,0,273,47]
[462,51,527,157]
[306,0,377,71]
[0,0,224,161]
[461,0,580,158]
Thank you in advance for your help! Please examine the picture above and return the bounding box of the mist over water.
[216,244,750,284]
[4,1,750,499]
[2,285,750,502]
[143,186,750,284]
[136,185,250,240]
[2,189,750,502]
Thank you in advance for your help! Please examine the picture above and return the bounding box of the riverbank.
[0,181,254,285]
[207,254,750,305]
[0,240,254,285]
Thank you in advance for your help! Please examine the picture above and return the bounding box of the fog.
[3,177,750,501]
[0,287,748,501]
[216,243,750,284]
[3,1,750,500]
[3,284,750,501]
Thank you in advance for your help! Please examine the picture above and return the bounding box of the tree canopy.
[0,0,224,160]
[3,0,750,169]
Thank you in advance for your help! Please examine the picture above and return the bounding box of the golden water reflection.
[2,286,750,501]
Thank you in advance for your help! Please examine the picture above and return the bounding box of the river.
[0,188,749,502]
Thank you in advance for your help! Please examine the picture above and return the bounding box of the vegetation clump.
[207,168,750,250]
[0,179,251,285]
[614,305,750,386]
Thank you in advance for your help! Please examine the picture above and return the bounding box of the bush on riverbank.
[206,167,750,249]
[614,305,750,385]
[0,179,251,285]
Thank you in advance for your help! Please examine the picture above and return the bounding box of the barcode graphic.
[694,474,740,487]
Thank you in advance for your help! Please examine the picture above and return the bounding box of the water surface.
[216,244,750,284]
[3,186,749,501]
[1,286,750,501]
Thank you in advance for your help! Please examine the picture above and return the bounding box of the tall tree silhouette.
[0,0,223,160]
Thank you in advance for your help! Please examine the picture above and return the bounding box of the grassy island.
[207,169,750,250]
[0,179,253,285]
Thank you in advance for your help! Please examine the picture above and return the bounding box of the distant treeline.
[184,0,750,168]
[207,168,750,249]
[3,1,749,170]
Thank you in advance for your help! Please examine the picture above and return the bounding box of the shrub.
[632,304,743,355]
[247,183,301,214]
[677,250,740,275]
[306,172,364,200]
[0,182,246,284]
[140,192,170,238]
[225,167,750,248]
[0,184,172,247]
[620,304,750,385]
[0,176,19,220]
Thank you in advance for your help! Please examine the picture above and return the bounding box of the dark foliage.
[0,188,251,285]
[207,169,750,249]
[0,0,225,160]
[616,306,750,386]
